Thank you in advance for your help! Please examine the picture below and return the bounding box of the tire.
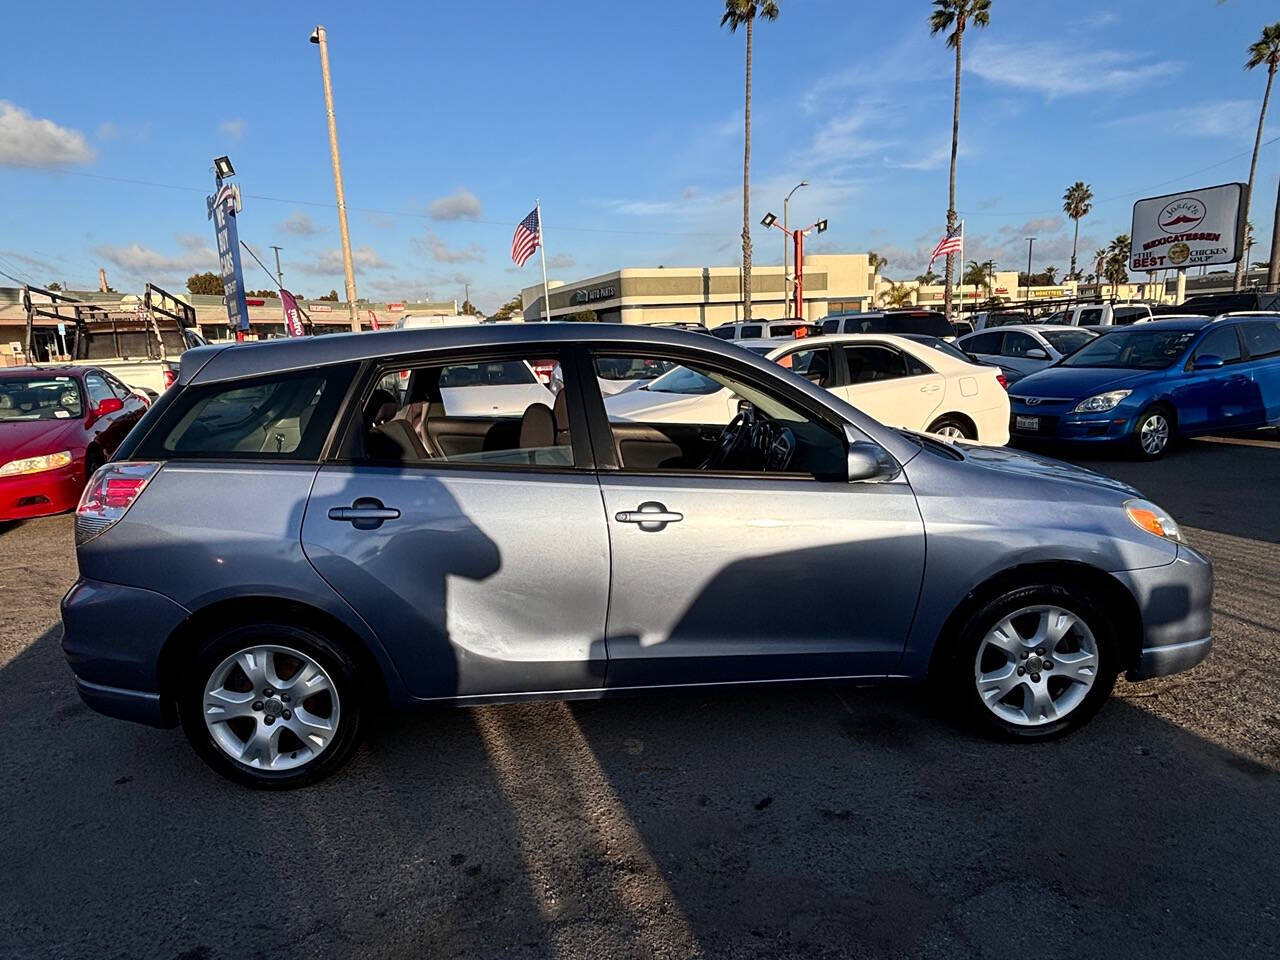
[928,415,975,441]
[949,583,1119,741]
[1131,406,1173,460]
[179,622,364,788]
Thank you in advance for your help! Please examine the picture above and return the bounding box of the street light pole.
[310,24,360,332]
[783,180,807,317]
[270,245,284,288]
[1024,238,1036,302]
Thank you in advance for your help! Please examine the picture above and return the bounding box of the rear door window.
[711,327,736,340]
[963,332,1002,355]
[1001,332,1039,357]
[844,345,913,383]
[138,363,357,460]
[738,325,762,339]
[1242,320,1280,360]
[1078,309,1104,326]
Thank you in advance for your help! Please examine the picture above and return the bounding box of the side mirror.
[93,397,124,418]
[1192,354,1224,371]
[1025,347,1049,360]
[843,425,898,483]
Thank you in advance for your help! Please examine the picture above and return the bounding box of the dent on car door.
[585,347,925,686]
[300,347,611,700]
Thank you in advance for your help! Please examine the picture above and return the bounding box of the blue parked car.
[1008,315,1280,459]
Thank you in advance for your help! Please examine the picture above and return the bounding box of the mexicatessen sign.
[1130,182,1246,272]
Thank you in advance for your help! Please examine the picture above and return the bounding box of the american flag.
[928,223,964,266]
[511,206,541,267]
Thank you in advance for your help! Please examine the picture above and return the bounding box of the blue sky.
[1,0,1277,310]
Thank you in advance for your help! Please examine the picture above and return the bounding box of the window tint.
[821,318,842,335]
[887,313,951,337]
[1241,320,1280,359]
[1193,326,1243,364]
[362,353,569,468]
[1078,309,1104,326]
[142,363,356,460]
[596,352,845,478]
[1113,307,1148,325]
[963,332,1002,354]
[844,345,914,383]
[711,326,736,340]
[775,347,832,386]
[1002,332,1039,357]
[739,325,762,339]
[84,373,116,407]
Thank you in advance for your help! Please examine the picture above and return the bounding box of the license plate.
[1016,415,1040,431]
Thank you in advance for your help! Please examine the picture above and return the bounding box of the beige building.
[521,254,880,325]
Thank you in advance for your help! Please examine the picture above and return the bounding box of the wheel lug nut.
[252,701,263,711]
[1044,661,1054,670]
[281,694,290,703]
[1035,648,1045,656]
[282,709,292,720]
[1017,667,1026,676]
[263,687,274,697]
[1031,673,1041,683]
[1020,652,1029,660]
[264,715,276,725]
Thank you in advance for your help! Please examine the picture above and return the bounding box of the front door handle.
[328,497,400,530]
[616,501,683,531]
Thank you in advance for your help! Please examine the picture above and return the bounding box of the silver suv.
[62,324,1213,787]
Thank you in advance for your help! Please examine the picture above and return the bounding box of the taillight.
[997,373,1009,390]
[75,461,160,546]
[163,368,177,389]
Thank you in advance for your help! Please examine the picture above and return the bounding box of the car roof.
[1113,317,1212,331]
[0,365,87,378]
[962,324,1092,336]
[182,322,829,385]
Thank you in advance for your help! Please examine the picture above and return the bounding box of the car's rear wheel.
[179,623,363,788]
[1132,406,1172,460]
[952,584,1119,740]
[928,415,975,441]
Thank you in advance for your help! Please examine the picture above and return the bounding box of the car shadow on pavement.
[2,622,1278,960]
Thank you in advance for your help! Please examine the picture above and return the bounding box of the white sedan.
[605,334,1011,444]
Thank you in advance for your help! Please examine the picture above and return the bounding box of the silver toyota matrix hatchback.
[62,324,1212,787]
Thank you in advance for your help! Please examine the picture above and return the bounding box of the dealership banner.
[280,289,306,337]
[1130,182,1246,272]
[206,183,250,332]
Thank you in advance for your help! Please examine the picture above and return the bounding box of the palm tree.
[1092,247,1108,285]
[1062,181,1094,279]
[868,251,887,297]
[1104,235,1131,296]
[961,259,988,288]
[883,281,914,307]
[1042,265,1058,284]
[929,0,992,321]
[1238,21,1280,290]
[916,269,941,284]
[722,0,780,322]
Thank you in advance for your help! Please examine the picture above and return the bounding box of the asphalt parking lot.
[2,434,1278,960]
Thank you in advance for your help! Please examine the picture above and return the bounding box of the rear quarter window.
[133,363,357,461]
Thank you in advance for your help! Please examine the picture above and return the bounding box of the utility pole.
[783,181,807,316]
[1024,238,1036,302]
[270,245,284,288]
[464,281,470,314]
[310,24,360,332]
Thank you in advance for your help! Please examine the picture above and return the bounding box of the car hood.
[1010,365,1157,400]
[0,417,84,463]
[604,388,722,421]
[957,439,1141,498]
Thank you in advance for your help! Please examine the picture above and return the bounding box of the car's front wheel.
[1132,406,1173,460]
[952,584,1119,740]
[179,623,363,788]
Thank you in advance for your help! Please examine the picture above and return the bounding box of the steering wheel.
[705,407,756,470]
[760,423,797,472]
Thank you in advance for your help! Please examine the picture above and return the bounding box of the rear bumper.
[61,577,189,728]
[1116,544,1215,681]
[0,464,83,521]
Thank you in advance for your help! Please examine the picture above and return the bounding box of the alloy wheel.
[1139,413,1169,456]
[934,424,968,440]
[202,645,341,771]
[973,605,1099,727]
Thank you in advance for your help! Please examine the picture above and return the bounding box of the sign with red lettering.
[386,302,405,312]
[1130,183,1245,272]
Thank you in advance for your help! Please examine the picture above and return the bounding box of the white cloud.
[0,101,95,169]
[298,246,391,275]
[412,230,485,264]
[1111,99,1256,141]
[93,235,217,277]
[96,122,119,141]
[967,41,1180,97]
[546,253,575,269]
[218,118,246,141]
[278,211,328,237]
[428,187,482,221]
[1001,217,1064,237]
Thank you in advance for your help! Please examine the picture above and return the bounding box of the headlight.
[1125,499,1185,544]
[1074,390,1132,413]
[0,450,73,477]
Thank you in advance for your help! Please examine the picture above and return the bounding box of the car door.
[998,331,1047,379]
[585,345,925,686]
[1238,318,1280,426]
[82,372,130,454]
[300,346,612,700]
[1171,325,1253,432]
[836,342,944,430]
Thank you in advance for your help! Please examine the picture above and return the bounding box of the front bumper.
[61,577,190,728]
[0,463,83,521]
[1115,544,1215,681]
[1008,400,1144,445]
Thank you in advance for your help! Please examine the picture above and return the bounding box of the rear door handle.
[616,501,683,531]
[328,497,400,530]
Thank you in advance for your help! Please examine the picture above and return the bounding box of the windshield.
[1061,329,1197,369]
[0,376,84,421]
[646,365,724,395]
[1040,329,1094,355]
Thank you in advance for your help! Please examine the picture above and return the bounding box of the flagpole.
[959,220,965,317]
[536,198,553,322]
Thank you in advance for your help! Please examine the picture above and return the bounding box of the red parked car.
[0,366,148,521]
